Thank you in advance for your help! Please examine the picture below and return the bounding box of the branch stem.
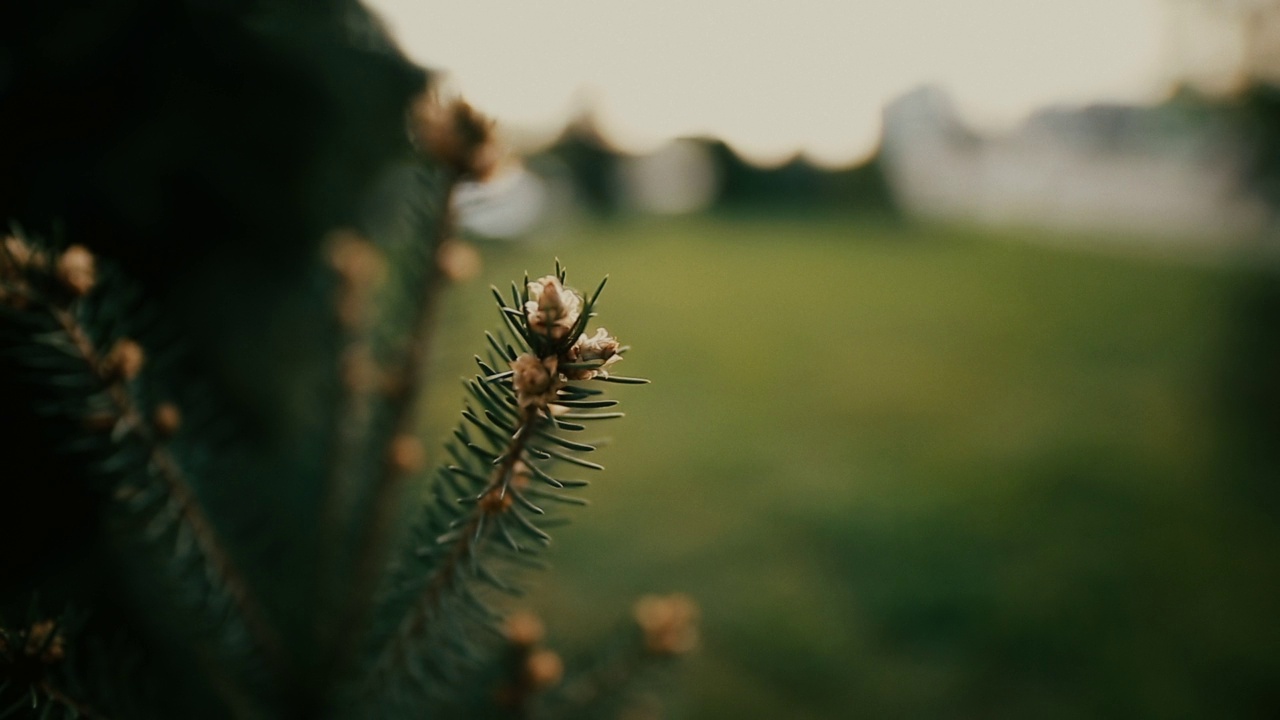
[24,288,288,689]
[370,403,540,687]
[324,169,459,689]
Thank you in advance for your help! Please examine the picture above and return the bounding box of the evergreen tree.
[0,2,693,717]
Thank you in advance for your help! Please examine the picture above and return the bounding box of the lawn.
[419,215,1278,719]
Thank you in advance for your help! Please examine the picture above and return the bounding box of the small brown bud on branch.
[525,275,582,341]
[23,620,66,665]
[1,235,36,275]
[326,231,386,331]
[504,611,545,648]
[410,92,502,181]
[388,434,426,476]
[56,245,96,296]
[103,338,145,381]
[511,354,562,411]
[436,238,482,282]
[633,593,700,656]
[153,403,182,438]
[525,649,563,689]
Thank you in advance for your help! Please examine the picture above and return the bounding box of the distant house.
[880,86,1270,242]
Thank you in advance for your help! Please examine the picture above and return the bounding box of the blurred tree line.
[532,117,898,218]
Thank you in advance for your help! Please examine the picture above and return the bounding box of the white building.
[880,86,1270,242]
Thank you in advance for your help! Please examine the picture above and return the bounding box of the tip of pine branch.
[410,90,502,181]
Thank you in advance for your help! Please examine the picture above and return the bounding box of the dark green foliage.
[1,2,684,718]
[701,139,898,216]
[536,119,625,217]
[530,122,898,218]
[1162,81,1280,223]
[1237,82,1280,223]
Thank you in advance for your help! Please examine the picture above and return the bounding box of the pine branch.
[318,92,505,697]
[538,594,699,720]
[1,236,284,705]
[317,90,506,681]
[3,4,698,715]
[349,91,504,579]
[0,613,104,720]
[354,268,644,711]
[335,169,456,648]
[364,402,544,704]
[315,173,452,672]
[491,611,562,720]
[406,402,539,629]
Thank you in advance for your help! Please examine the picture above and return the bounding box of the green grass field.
[420,215,1279,719]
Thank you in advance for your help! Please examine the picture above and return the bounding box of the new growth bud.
[327,231,386,331]
[479,485,515,513]
[0,235,37,308]
[1,235,36,275]
[504,611,545,648]
[56,245,96,296]
[103,338,145,381]
[436,238,482,282]
[525,276,582,341]
[22,620,66,665]
[525,649,563,689]
[389,434,426,475]
[411,93,501,181]
[153,403,182,438]
[566,328,622,380]
[511,353,562,411]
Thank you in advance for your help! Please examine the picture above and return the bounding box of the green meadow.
[421,215,1279,719]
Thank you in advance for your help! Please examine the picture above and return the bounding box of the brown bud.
[326,231,385,285]
[566,328,622,380]
[1,235,33,274]
[633,593,700,656]
[153,403,182,438]
[436,238,482,282]
[327,231,386,331]
[56,245,96,296]
[1,236,35,306]
[511,354,562,411]
[504,611,545,647]
[479,485,514,513]
[525,649,563,689]
[388,434,426,475]
[83,411,119,433]
[524,276,582,341]
[103,338,145,381]
[410,92,501,180]
[24,620,65,664]
[510,460,532,491]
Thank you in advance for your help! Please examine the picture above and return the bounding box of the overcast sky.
[367,0,1225,166]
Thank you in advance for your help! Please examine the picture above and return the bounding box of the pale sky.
[369,0,1192,166]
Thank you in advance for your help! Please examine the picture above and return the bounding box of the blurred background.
[376,1,1280,717]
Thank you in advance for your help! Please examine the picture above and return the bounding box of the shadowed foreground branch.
[0,5,694,715]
